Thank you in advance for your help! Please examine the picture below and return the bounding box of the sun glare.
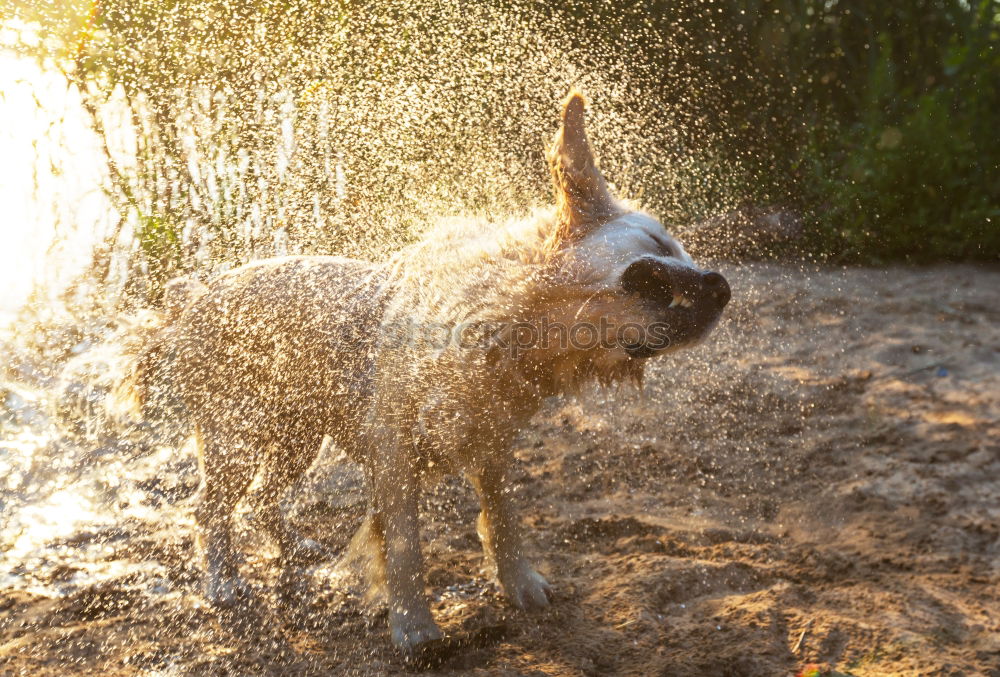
[0,19,111,325]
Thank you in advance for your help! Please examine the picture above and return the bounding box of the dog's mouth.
[666,293,694,310]
[622,341,660,359]
[620,303,709,359]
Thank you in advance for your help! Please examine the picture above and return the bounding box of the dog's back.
[167,256,387,453]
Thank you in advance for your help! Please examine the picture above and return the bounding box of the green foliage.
[612,0,1000,262]
[796,10,1000,262]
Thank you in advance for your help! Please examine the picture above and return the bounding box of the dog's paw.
[500,563,553,611]
[390,609,443,654]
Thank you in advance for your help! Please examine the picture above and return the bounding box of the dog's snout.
[623,259,730,311]
[702,271,731,307]
[623,259,730,309]
[621,257,672,302]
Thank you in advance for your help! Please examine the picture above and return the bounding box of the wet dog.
[121,91,730,653]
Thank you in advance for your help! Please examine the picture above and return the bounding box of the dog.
[121,90,730,653]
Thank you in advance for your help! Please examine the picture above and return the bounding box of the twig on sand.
[792,619,813,655]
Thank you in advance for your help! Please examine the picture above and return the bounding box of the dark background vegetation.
[6,0,999,305]
[560,0,1000,263]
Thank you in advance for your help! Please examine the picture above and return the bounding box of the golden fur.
[120,90,730,654]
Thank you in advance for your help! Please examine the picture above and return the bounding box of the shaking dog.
[122,91,730,653]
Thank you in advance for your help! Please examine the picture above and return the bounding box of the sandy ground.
[1,262,998,676]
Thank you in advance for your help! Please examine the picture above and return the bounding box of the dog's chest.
[412,372,541,473]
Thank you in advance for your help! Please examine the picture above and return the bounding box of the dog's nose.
[702,271,730,308]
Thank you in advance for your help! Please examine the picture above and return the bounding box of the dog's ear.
[545,90,620,250]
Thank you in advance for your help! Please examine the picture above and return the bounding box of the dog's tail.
[112,276,207,427]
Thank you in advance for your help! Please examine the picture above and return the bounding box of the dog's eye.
[649,234,676,258]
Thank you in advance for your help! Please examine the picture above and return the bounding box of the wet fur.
[120,90,729,652]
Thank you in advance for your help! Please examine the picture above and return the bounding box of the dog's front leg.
[473,462,552,610]
[371,442,441,653]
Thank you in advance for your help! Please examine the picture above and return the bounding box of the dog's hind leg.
[370,436,442,653]
[194,424,259,608]
[253,430,330,565]
[472,461,553,611]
